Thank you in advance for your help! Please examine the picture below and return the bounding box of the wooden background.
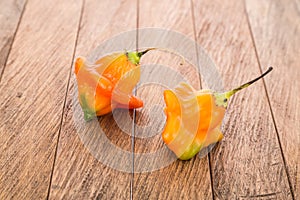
[0,0,299,199]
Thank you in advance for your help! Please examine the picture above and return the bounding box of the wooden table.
[1,0,299,199]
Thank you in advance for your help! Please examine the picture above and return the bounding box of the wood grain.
[246,0,300,198]
[0,0,26,81]
[133,0,212,199]
[0,0,82,199]
[48,0,137,199]
[193,0,293,199]
[0,0,296,199]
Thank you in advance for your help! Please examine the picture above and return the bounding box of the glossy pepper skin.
[75,51,149,121]
[162,83,225,160]
[162,67,273,160]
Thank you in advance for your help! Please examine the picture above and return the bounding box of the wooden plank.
[246,0,300,198]
[192,0,293,199]
[48,0,137,199]
[133,0,213,199]
[0,0,82,199]
[0,0,26,81]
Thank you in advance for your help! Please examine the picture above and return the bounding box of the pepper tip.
[75,57,85,75]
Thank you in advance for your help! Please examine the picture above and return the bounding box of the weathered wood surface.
[246,0,300,199]
[0,0,26,81]
[133,0,212,199]
[0,0,298,199]
[48,0,137,199]
[0,0,82,199]
[193,0,293,199]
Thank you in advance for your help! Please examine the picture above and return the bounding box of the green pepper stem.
[137,48,157,58]
[127,47,186,65]
[226,67,273,98]
[127,48,157,65]
[214,67,273,107]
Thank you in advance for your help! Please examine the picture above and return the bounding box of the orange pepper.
[74,50,152,121]
[162,67,273,160]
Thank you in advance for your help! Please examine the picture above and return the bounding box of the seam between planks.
[130,94,136,200]
[45,0,85,199]
[0,0,28,83]
[190,0,203,90]
[243,1,295,199]
[190,0,214,199]
[130,0,139,199]
[136,0,140,52]
[207,154,215,200]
